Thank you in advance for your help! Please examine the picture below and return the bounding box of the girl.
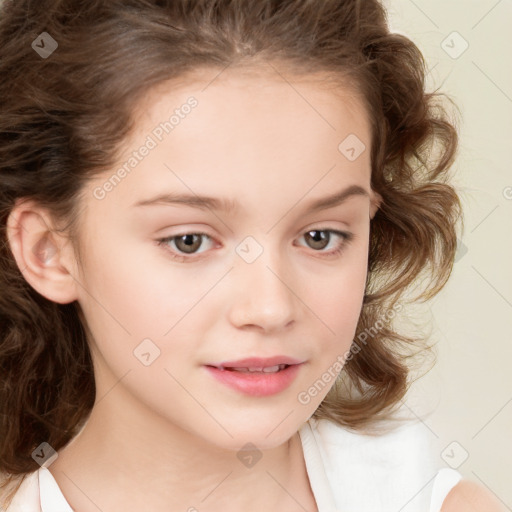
[0,0,504,511]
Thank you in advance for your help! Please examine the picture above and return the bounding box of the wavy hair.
[0,0,462,501]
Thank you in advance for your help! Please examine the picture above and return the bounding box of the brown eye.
[304,230,330,250]
[157,232,214,260]
[296,228,353,258]
[174,234,204,254]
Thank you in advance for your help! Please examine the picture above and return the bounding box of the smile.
[204,363,302,396]
[216,364,289,373]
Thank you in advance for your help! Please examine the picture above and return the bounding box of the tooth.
[229,367,263,372]
[219,365,287,373]
[262,365,280,373]
[224,366,281,373]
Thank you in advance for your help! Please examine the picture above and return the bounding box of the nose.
[227,246,298,333]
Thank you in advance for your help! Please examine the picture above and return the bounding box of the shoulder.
[441,479,507,512]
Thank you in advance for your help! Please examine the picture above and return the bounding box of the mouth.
[210,363,291,374]
[204,357,304,396]
[208,355,303,370]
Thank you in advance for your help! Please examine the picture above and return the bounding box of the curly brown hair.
[0,0,462,501]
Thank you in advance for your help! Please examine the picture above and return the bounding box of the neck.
[49,383,318,512]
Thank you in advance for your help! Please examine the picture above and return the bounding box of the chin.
[196,412,309,453]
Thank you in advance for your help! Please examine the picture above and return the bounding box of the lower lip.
[204,364,302,396]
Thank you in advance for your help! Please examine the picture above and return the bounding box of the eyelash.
[156,228,354,263]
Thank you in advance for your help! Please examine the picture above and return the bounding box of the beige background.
[382,0,512,508]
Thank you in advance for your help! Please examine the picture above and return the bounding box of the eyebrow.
[133,184,370,214]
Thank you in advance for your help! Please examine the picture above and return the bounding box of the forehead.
[138,64,370,136]
[85,64,372,219]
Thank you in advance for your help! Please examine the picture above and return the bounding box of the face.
[73,66,378,451]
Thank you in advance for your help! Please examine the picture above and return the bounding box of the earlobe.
[369,190,382,219]
[6,198,80,304]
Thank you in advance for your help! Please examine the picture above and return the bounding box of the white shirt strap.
[429,468,463,512]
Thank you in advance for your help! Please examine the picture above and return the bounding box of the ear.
[369,190,382,219]
[6,198,81,304]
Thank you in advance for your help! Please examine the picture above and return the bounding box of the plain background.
[382,0,512,508]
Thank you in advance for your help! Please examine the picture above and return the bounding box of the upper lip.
[208,356,303,369]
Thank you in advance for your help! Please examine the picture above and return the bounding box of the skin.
[6,65,502,512]
[442,481,507,512]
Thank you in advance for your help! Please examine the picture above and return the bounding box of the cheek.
[313,278,365,356]
[309,242,369,353]
[321,236,368,313]
[74,230,225,392]
[77,231,202,333]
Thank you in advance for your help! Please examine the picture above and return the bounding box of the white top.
[2,417,462,512]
